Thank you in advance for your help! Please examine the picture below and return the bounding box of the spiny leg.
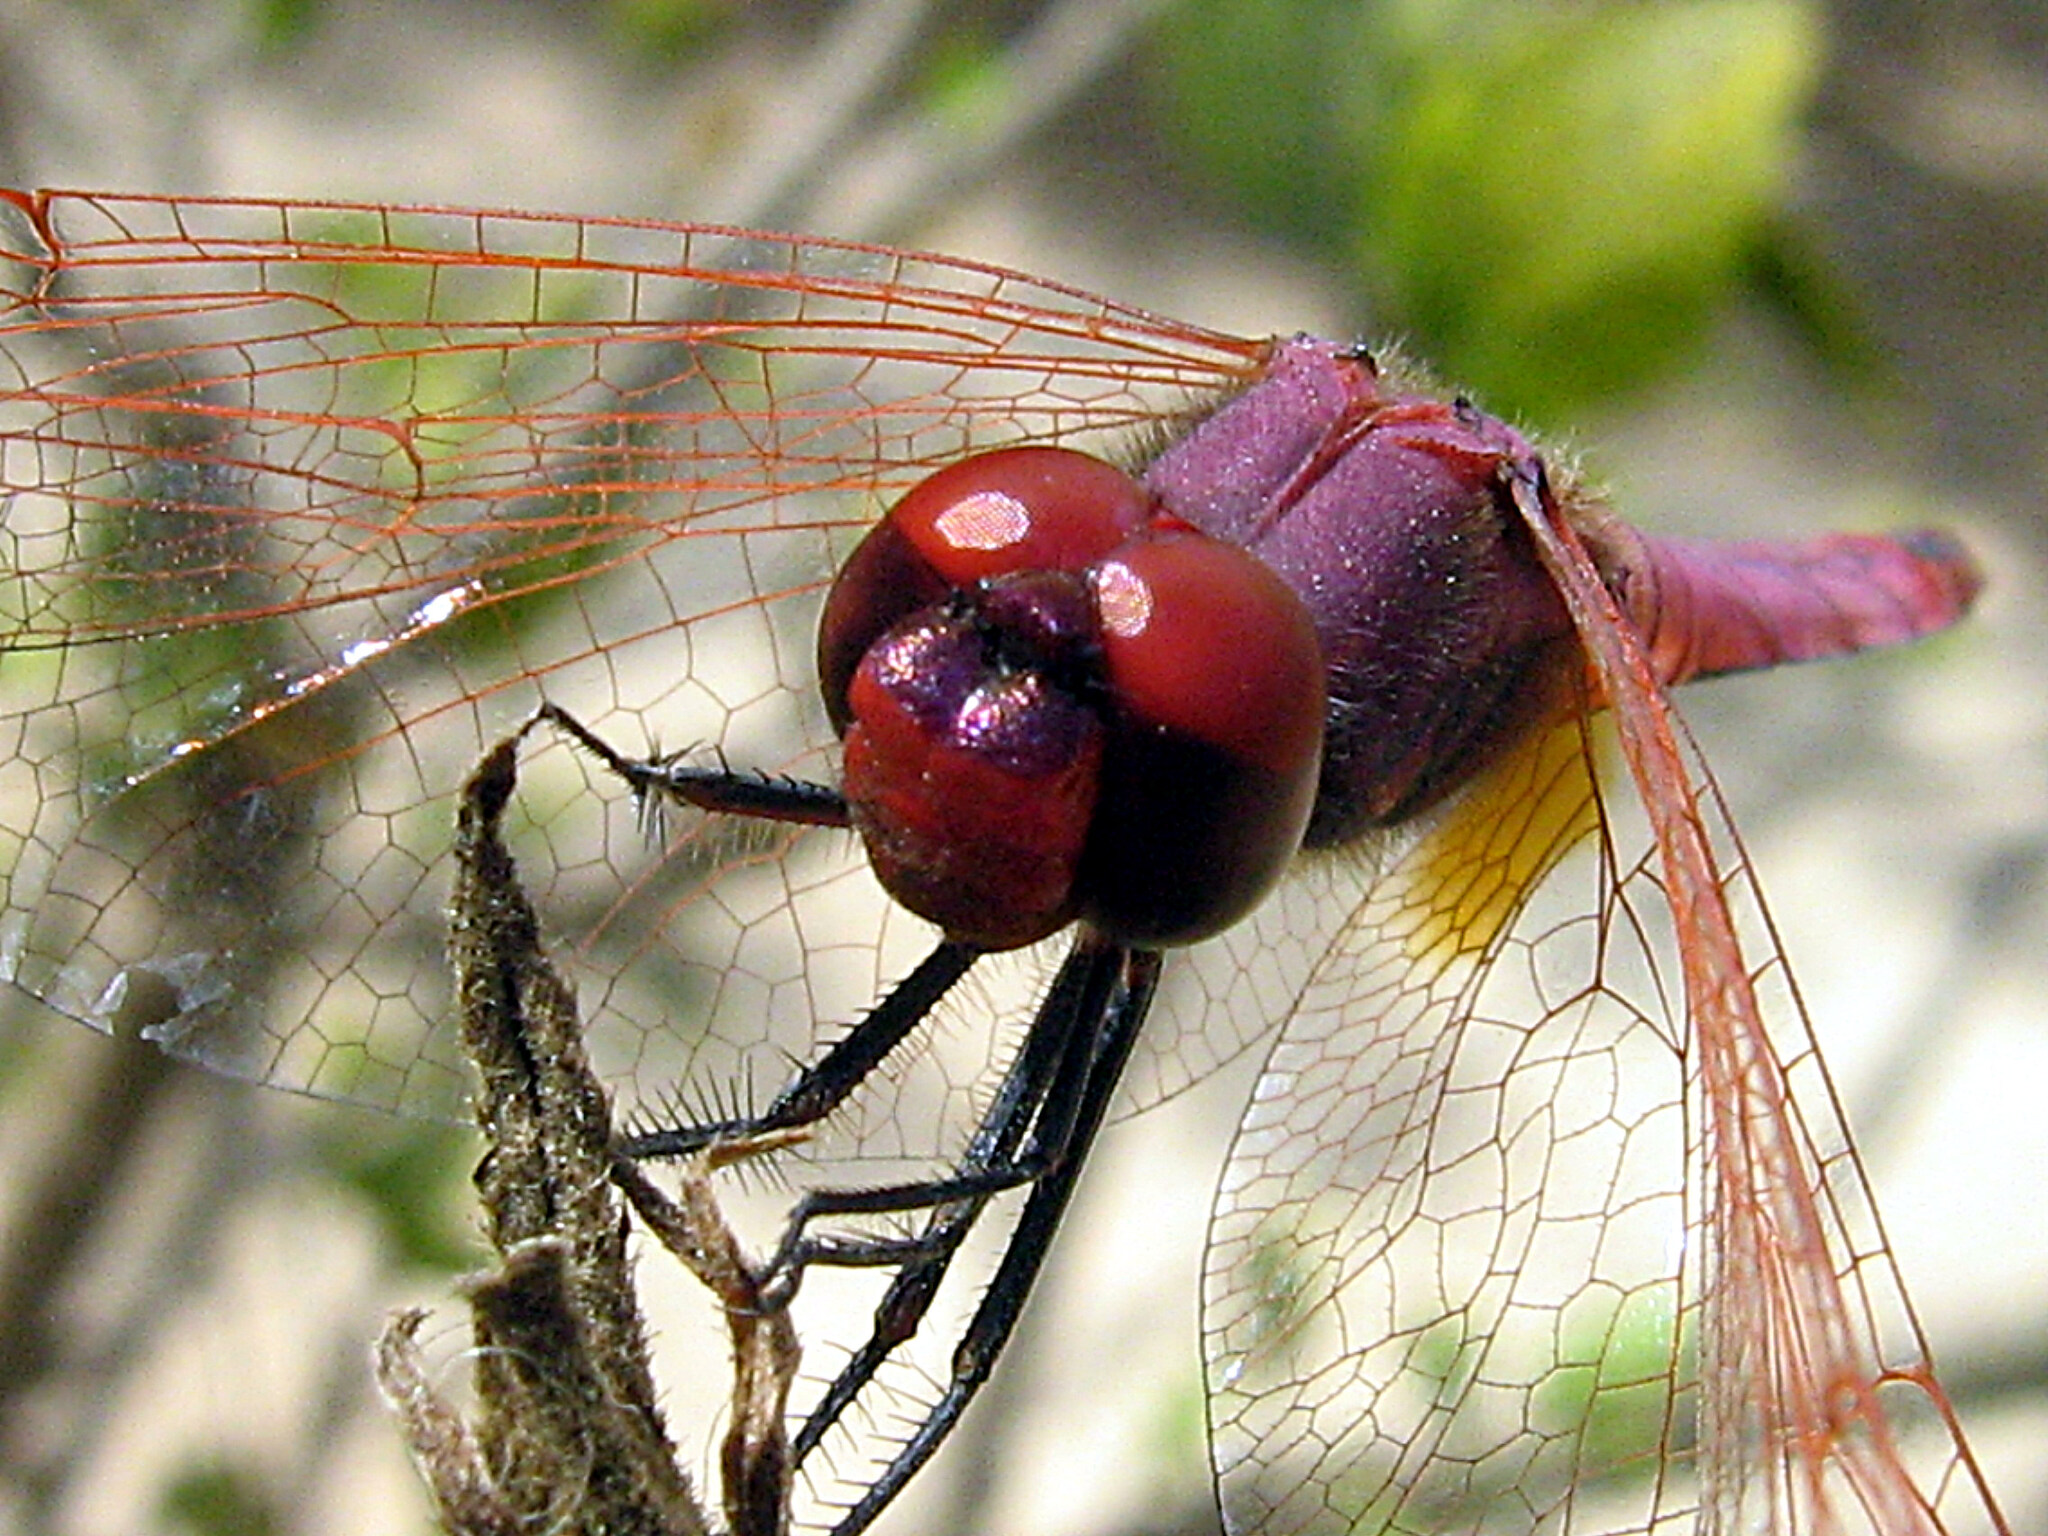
[806,942,1161,1536]
[533,706,1163,1532]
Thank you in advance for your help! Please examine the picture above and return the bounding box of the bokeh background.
[0,3,2042,1534]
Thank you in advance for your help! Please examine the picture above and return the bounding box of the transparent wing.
[0,187,1262,1123]
[1522,484,2006,1535]
[1202,506,2009,1535]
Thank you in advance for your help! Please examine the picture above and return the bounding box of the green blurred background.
[0,3,2041,1534]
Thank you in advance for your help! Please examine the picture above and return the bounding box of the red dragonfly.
[0,188,2010,1535]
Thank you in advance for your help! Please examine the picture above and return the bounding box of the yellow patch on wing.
[1395,710,1604,969]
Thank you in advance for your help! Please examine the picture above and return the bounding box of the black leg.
[536,701,851,827]
[533,704,1165,1534]
[619,939,981,1160]
[762,938,1159,1536]
[812,944,1161,1536]
[531,703,987,1164]
[761,937,1116,1430]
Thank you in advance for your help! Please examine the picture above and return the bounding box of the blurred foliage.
[1148,0,1853,425]
[607,0,731,62]
[159,1463,279,1536]
[254,0,734,63]
[316,1114,479,1273]
[250,0,322,53]
[924,16,1021,132]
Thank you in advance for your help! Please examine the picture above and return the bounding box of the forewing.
[0,188,1260,1121]
[1517,479,2008,1534]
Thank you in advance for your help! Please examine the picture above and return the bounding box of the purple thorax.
[1143,336,1575,845]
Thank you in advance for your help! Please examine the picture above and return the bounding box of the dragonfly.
[0,188,2011,1536]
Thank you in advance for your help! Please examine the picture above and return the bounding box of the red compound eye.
[818,447,1154,731]
[820,449,1325,951]
[1078,529,1325,946]
[888,445,1156,583]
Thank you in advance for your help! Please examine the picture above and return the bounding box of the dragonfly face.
[0,190,2012,1535]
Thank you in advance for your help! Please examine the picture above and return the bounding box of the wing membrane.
[1521,481,2006,1535]
[1202,480,2007,1535]
[1203,703,1683,1534]
[0,188,1259,1116]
